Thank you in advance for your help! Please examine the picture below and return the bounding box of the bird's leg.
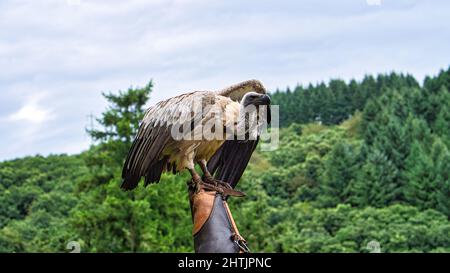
[188,167,204,192]
[198,159,231,189]
[188,166,223,194]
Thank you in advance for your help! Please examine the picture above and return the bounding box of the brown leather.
[193,194,239,253]
[190,189,216,235]
[188,181,250,253]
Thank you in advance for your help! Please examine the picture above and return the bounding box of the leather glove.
[188,182,250,253]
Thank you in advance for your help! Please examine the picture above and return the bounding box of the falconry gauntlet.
[188,184,250,253]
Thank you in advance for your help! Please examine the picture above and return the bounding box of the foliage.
[1,67,450,252]
[271,72,419,127]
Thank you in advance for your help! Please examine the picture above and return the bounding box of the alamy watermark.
[366,0,382,6]
[148,97,279,151]
[366,240,381,253]
[66,241,81,253]
[67,0,81,6]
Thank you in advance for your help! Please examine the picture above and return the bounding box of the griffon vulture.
[121,80,271,195]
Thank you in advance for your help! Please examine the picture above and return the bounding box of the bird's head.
[241,92,271,107]
[236,90,271,140]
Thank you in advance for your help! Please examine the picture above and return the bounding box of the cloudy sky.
[0,0,449,160]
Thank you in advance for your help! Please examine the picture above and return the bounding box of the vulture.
[121,80,271,195]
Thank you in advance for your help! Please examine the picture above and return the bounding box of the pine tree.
[432,88,450,146]
[318,142,358,207]
[403,141,436,209]
[361,99,382,145]
[73,80,192,252]
[404,116,433,150]
[424,66,450,93]
[86,81,153,165]
[432,139,450,217]
[351,148,399,207]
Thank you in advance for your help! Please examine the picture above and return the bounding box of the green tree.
[351,148,399,207]
[86,81,153,165]
[432,94,450,147]
[403,141,436,209]
[317,142,358,207]
[432,139,450,217]
[71,81,192,252]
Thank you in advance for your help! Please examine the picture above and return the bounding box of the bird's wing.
[216,79,267,101]
[121,91,216,190]
[207,139,259,189]
[208,80,269,188]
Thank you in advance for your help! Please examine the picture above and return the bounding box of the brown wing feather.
[217,79,267,101]
[121,91,216,190]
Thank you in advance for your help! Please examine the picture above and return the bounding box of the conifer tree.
[403,141,436,209]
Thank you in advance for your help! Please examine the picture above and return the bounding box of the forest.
[1,67,449,252]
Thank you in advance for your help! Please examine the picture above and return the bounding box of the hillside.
[1,68,449,252]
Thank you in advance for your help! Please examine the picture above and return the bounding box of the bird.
[121,79,271,195]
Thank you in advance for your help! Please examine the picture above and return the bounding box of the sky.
[0,0,449,161]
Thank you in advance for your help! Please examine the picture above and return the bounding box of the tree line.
[0,67,449,252]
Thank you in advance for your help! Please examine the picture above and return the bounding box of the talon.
[204,176,232,189]
[201,176,245,197]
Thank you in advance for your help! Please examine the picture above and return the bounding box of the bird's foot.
[201,176,246,197]
[203,175,232,189]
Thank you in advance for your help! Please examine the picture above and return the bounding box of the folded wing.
[208,80,269,188]
[121,91,215,190]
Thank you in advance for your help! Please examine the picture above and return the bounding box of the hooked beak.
[257,94,271,105]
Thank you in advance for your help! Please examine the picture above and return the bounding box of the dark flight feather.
[207,138,259,189]
[121,124,171,190]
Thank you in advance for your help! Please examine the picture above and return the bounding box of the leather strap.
[222,199,250,253]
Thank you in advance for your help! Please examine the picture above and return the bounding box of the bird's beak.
[257,94,271,105]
